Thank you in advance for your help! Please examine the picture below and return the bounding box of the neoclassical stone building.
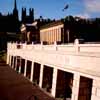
[40,20,64,44]
[7,40,100,100]
[40,20,74,44]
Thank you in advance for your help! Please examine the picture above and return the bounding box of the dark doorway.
[16,56,20,72]
[56,69,73,99]
[33,63,40,85]
[21,59,25,74]
[11,56,13,67]
[26,60,32,79]
[42,65,53,93]
[13,56,16,69]
[78,76,93,100]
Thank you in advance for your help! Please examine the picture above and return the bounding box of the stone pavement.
[0,60,55,100]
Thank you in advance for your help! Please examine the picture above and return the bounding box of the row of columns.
[7,54,94,100]
[7,55,80,99]
[40,28,62,44]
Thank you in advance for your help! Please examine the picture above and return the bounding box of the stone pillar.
[9,55,12,66]
[30,61,34,82]
[24,59,27,77]
[54,41,57,50]
[6,53,9,64]
[51,67,58,97]
[39,64,44,88]
[91,79,100,100]
[15,56,17,71]
[41,41,43,50]
[18,57,21,74]
[74,39,80,52]
[71,73,80,100]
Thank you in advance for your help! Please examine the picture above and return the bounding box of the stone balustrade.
[7,41,100,77]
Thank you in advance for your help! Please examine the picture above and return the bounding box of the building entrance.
[56,69,73,100]
[26,60,32,79]
[42,65,53,93]
[16,56,20,72]
[33,63,40,85]
[20,59,25,74]
[78,76,93,100]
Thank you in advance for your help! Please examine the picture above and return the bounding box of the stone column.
[30,61,34,82]
[15,56,17,71]
[11,56,13,68]
[9,55,12,66]
[6,53,9,64]
[71,73,80,100]
[74,39,80,53]
[51,67,58,97]
[18,57,21,74]
[24,59,27,77]
[54,41,57,50]
[91,79,100,100]
[39,64,44,88]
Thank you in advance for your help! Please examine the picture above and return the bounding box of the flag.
[62,4,69,11]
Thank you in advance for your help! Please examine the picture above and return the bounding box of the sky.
[0,0,100,20]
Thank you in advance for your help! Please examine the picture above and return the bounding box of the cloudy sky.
[0,0,100,20]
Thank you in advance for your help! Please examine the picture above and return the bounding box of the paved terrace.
[0,60,55,100]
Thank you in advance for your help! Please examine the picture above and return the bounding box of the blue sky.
[0,0,100,20]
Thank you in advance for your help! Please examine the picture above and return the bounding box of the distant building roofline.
[40,20,63,29]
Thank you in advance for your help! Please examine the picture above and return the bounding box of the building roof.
[40,20,63,30]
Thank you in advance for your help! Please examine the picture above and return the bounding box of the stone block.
[92,86,97,95]
[73,80,80,88]
[72,87,79,95]
[91,95,100,100]
[96,88,100,97]
[93,79,100,88]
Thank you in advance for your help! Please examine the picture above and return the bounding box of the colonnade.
[7,54,96,100]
